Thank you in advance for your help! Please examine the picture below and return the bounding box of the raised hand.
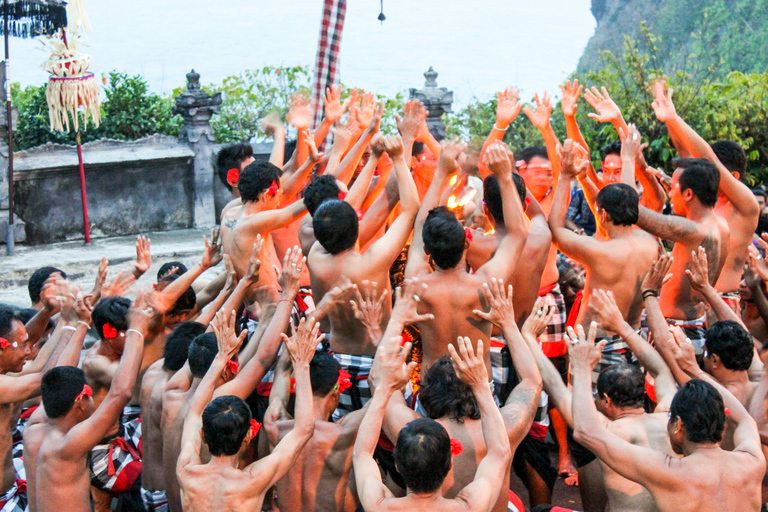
[332,124,354,154]
[75,292,95,325]
[668,325,699,377]
[202,227,223,269]
[651,80,676,123]
[483,141,513,176]
[591,289,626,333]
[287,93,313,131]
[619,123,643,160]
[584,86,622,123]
[377,335,417,391]
[395,99,426,142]
[131,236,152,278]
[523,91,553,131]
[243,235,263,286]
[312,281,359,321]
[685,247,710,291]
[521,296,555,340]
[559,79,583,117]
[351,280,387,341]
[566,322,604,372]
[306,130,323,163]
[748,243,768,283]
[127,292,154,336]
[496,86,522,128]
[283,317,321,367]
[642,253,674,295]
[391,277,434,325]
[211,309,246,360]
[370,133,387,158]
[447,336,488,389]
[323,85,350,124]
[558,139,589,179]
[645,165,672,192]
[260,112,285,137]
[383,134,405,158]
[102,271,136,298]
[364,99,385,136]
[472,277,515,329]
[222,255,238,294]
[91,257,109,300]
[437,137,467,176]
[357,91,377,129]
[278,246,305,298]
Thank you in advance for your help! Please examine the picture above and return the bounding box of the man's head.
[600,141,623,185]
[157,274,197,327]
[0,307,30,373]
[216,142,254,192]
[16,308,53,361]
[753,189,767,212]
[239,161,282,206]
[482,173,528,226]
[310,351,342,397]
[412,142,438,177]
[711,140,746,181]
[157,262,188,283]
[202,395,253,456]
[423,206,467,270]
[703,320,753,375]
[595,364,645,417]
[419,356,480,423]
[92,297,131,353]
[595,183,639,228]
[313,200,359,255]
[304,175,347,217]
[41,366,93,420]
[394,418,452,494]
[668,379,725,453]
[516,146,552,200]
[669,158,720,214]
[188,332,238,383]
[28,266,67,307]
[164,321,206,372]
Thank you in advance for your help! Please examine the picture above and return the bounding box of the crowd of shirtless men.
[1,78,767,512]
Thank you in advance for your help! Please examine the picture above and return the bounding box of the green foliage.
[11,71,181,151]
[447,26,768,184]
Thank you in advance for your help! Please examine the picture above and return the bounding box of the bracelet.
[278,298,292,304]
[77,321,91,329]
[642,289,659,300]
[127,329,144,341]
[492,123,507,132]
[62,326,76,332]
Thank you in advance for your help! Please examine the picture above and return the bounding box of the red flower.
[267,181,279,196]
[75,384,93,401]
[337,369,352,392]
[250,419,262,438]
[0,337,9,349]
[338,191,347,200]
[724,407,730,416]
[400,333,409,347]
[226,360,239,376]
[464,227,474,242]
[102,323,118,339]
[227,168,240,184]
[450,438,464,456]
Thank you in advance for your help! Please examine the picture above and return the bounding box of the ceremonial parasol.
[43,0,99,244]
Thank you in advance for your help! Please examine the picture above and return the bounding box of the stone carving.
[408,67,453,141]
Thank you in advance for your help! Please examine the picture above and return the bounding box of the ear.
[681,188,695,202]
[227,179,238,189]
[710,353,721,368]
[733,171,740,181]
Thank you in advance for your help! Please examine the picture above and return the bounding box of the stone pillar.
[0,97,24,244]
[408,67,454,141]
[174,70,222,229]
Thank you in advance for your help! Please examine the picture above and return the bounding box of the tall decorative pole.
[310,0,347,140]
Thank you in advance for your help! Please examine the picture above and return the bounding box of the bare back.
[34,427,93,512]
[161,385,195,512]
[0,402,23,494]
[714,200,755,294]
[139,365,170,492]
[178,462,268,512]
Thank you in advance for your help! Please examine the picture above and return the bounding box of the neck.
[435,255,468,274]
[98,341,120,359]
[610,407,645,420]
[686,202,713,221]
[50,413,82,433]
[244,200,270,214]
[683,440,720,456]
[209,453,241,469]
[605,224,635,239]
[714,368,749,386]
[314,396,336,422]
[406,489,442,501]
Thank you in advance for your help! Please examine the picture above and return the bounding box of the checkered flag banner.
[311,0,347,133]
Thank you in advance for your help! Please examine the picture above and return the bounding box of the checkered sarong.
[89,410,142,493]
[538,284,567,357]
[141,487,169,512]
[590,331,639,388]
[666,315,707,355]
[0,480,27,512]
[332,353,373,421]
[720,291,741,317]
[311,0,347,134]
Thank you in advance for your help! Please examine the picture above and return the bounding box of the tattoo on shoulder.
[224,218,237,230]
[639,210,698,241]
[701,232,720,283]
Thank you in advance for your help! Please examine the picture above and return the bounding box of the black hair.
[158,274,196,317]
[601,140,622,161]
[0,307,20,340]
[313,200,359,255]
[202,395,252,456]
[422,206,465,270]
[157,262,188,281]
[28,267,67,304]
[92,296,131,340]
[518,146,549,165]
[164,321,206,372]
[394,418,451,494]
[188,332,219,378]
[283,139,297,166]
[239,161,281,203]
[704,320,753,372]
[304,175,342,216]
[412,141,425,158]
[216,143,254,191]
[41,366,87,419]
[483,174,526,225]
[753,188,767,201]
[16,308,54,338]
[669,379,725,444]
[596,364,645,409]
[595,183,639,226]
[711,140,746,179]
[310,351,341,397]
[419,356,480,422]
[673,158,720,208]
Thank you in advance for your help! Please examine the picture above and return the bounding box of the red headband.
[227,168,240,184]
[267,181,279,196]
[102,324,118,340]
[226,360,239,376]
[75,384,93,401]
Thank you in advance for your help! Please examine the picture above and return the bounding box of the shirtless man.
[25,295,151,512]
[571,319,765,512]
[138,321,205,511]
[550,138,658,379]
[176,312,315,512]
[216,142,255,220]
[375,280,542,512]
[353,333,512,512]
[651,82,759,314]
[405,140,527,381]
[634,156,729,354]
[307,134,419,417]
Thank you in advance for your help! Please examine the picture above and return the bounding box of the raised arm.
[334,100,384,186]
[560,80,590,155]
[195,256,237,327]
[523,91,561,182]
[478,87,522,178]
[636,205,701,244]
[472,278,542,447]
[260,113,286,169]
[450,336,511,512]
[619,124,642,188]
[314,85,350,147]
[584,86,629,140]
[62,294,151,458]
[344,134,383,209]
[687,247,745,326]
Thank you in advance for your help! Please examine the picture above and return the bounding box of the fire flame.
[448,189,477,209]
